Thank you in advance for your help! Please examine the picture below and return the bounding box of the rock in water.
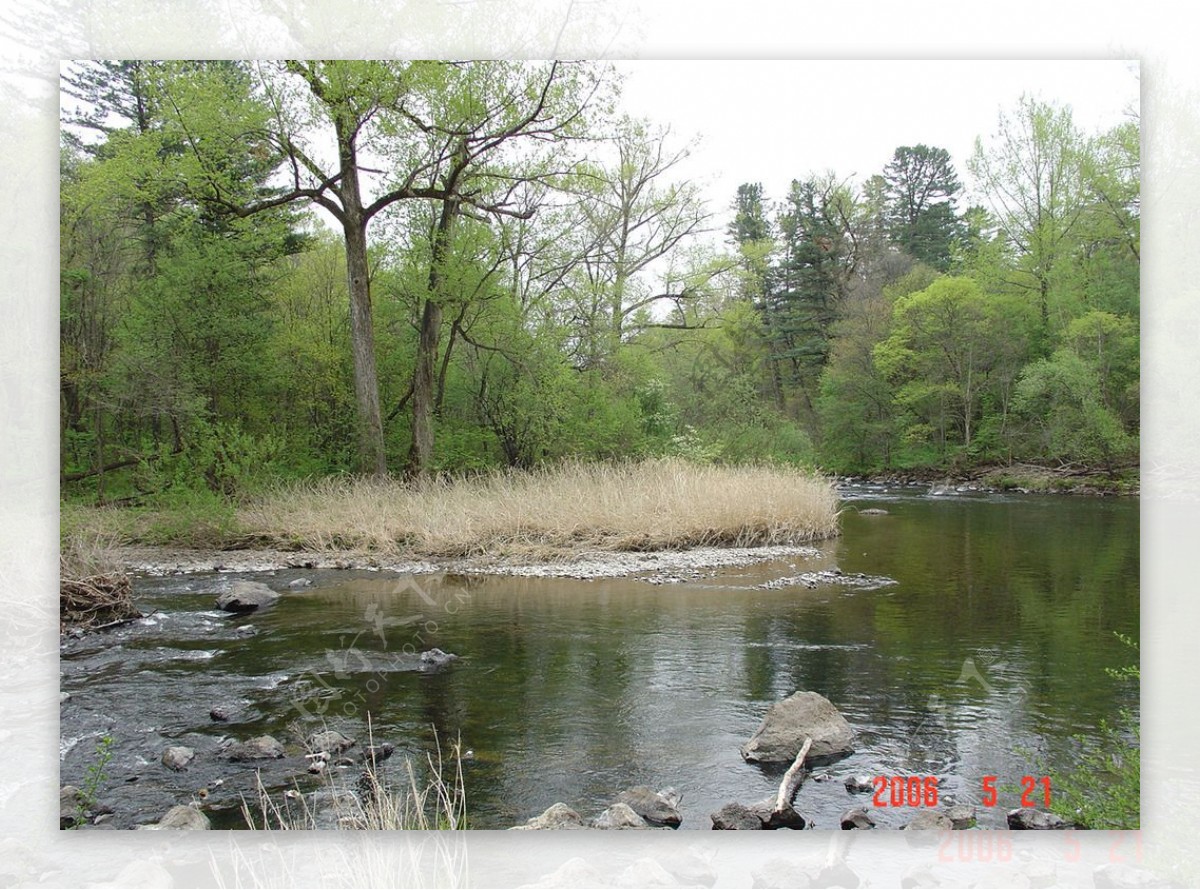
[419,648,458,669]
[711,802,766,830]
[617,786,682,828]
[307,730,355,756]
[509,802,585,830]
[844,774,874,793]
[592,802,650,829]
[903,810,954,831]
[740,691,855,764]
[1006,807,1074,830]
[140,805,210,830]
[215,581,279,613]
[946,804,976,829]
[841,806,876,829]
[59,786,85,829]
[161,746,195,771]
[222,735,285,761]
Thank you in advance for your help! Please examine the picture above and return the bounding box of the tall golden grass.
[239,458,840,557]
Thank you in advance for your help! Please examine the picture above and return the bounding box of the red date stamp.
[872,776,940,807]
[981,775,1052,807]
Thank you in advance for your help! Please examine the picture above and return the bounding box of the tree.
[570,117,712,361]
[876,276,1030,458]
[968,96,1090,344]
[881,144,964,271]
[381,61,609,477]
[155,60,610,478]
[767,173,861,419]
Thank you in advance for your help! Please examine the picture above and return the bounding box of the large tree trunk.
[343,219,388,477]
[409,298,442,479]
[408,200,457,479]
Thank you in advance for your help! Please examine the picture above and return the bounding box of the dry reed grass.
[59,524,140,631]
[238,458,840,558]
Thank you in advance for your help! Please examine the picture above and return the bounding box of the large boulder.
[216,581,279,613]
[740,691,855,764]
[617,786,682,828]
[222,735,286,761]
[509,802,586,830]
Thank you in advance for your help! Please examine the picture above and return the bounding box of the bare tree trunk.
[408,200,457,479]
[343,219,387,477]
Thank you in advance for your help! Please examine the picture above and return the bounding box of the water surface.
[59,487,1139,829]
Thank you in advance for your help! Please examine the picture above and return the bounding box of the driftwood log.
[774,736,813,814]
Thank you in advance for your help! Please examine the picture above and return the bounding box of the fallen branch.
[774,736,813,814]
[60,572,141,632]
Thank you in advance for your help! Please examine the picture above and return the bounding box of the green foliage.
[69,735,114,829]
[1051,633,1139,829]
[59,62,1139,507]
[1012,349,1135,469]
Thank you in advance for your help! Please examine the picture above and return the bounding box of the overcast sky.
[612,60,1140,231]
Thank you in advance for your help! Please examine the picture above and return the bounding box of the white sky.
[612,60,1140,229]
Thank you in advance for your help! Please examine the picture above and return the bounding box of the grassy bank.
[63,459,841,561]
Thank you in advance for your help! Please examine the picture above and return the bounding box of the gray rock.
[209,705,232,722]
[840,806,876,829]
[161,746,195,771]
[844,774,875,793]
[945,804,976,829]
[741,691,855,764]
[592,802,650,829]
[510,802,586,830]
[711,802,764,830]
[288,577,312,589]
[618,785,682,828]
[710,800,805,830]
[1006,807,1073,830]
[142,804,210,830]
[859,508,889,515]
[903,810,954,830]
[419,647,458,669]
[223,735,285,761]
[362,743,395,765]
[59,785,84,829]
[215,581,279,612]
[307,729,355,756]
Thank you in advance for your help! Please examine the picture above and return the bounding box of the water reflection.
[59,490,1138,829]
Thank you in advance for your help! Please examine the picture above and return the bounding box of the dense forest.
[59,60,1139,504]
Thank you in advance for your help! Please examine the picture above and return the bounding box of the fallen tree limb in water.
[60,573,141,632]
[774,736,813,815]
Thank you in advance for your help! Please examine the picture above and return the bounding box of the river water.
[59,485,1139,830]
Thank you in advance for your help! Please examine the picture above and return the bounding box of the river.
[59,484,1139,830]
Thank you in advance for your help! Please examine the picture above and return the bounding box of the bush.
[1050,632,1139,829]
